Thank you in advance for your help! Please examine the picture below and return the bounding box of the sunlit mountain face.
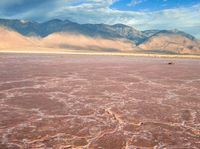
[0,0,199,39]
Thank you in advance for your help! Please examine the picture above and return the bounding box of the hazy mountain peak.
[19,20,29,24]
[42,19,63,24]
[64,19,72,23]
[112,23,130,28]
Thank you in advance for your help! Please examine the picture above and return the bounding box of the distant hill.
[0,18,199,54]
[139,30,200,54]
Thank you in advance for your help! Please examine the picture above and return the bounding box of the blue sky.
[0,0,200,38]
[112,0,200,11]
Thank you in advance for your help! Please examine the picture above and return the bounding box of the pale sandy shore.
[1,49,200,59]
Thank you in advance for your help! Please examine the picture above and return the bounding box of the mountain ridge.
[0,18,199,54]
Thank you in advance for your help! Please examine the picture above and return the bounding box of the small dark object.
[168,62,175,65]
[139,122,144,126]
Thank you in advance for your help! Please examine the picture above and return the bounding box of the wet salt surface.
[0,53,200,149]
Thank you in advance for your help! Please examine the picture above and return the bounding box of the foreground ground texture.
[0,54,200,149]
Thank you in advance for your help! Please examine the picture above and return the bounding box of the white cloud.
[128,0,146,7]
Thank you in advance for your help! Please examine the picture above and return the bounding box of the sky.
[0,0,200,38]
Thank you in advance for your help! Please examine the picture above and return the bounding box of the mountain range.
[0,18,200,54]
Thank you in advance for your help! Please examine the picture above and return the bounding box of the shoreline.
[1,50,200,59]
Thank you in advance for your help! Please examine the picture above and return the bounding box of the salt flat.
[0,53,200,149]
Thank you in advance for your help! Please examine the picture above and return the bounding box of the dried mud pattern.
[0,54,200,149]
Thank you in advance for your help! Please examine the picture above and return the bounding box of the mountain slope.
[0,19,40,36]
[0,19,145,44]
[0,18,199,54]
[40,32,137,52]
[142,30,161,38]
[139,30,200,54]
[0,27,137,52]
[110,24,146,44]
[0,27,35,49]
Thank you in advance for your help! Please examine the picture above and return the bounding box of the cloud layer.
[0,0,200,38]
